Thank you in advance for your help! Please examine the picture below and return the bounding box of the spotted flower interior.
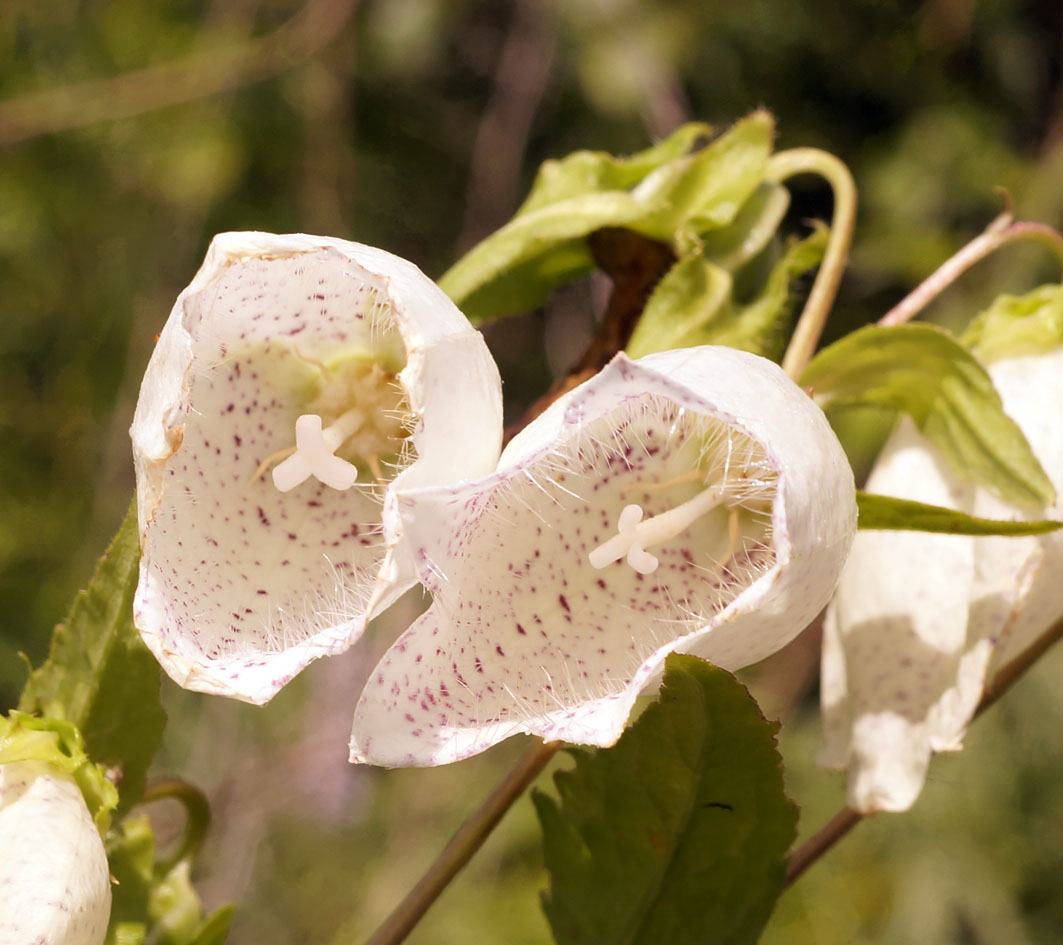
[352,348,856,766]
[132,234,503,704]
[441,394,779,714]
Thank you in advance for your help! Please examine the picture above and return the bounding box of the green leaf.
[631,111,775,250]
[626,223,827,360]
[0,712,118,832]
[625,254,734,357]
[699,181,791,271]
[962,283,1063,361]
[19,503,166,814]
[106,813,234,945]
[518,122,712,215]
[857,491,1063,535]
[440,113,776,322]
[439,191,643,320]
[535,655,797,945]
[802,323,1056,508]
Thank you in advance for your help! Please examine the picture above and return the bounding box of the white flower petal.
[821,346,1063,813]
[131,232,502,704]
[0,762,111,945]
[351,347,856,766]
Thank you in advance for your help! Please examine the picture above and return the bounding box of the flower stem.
[138,778,212,874]
[363,740,562,945]
[767,148,858,381]
[877,214,1063,328]
[784,613,1063,887]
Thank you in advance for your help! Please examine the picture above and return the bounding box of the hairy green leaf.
[518,122,712,215]
[439,192,642,319]
[626,223,826,359]
[19,503,165,814]
[856,491,1063,535]
[699,181,791,271]
[802,323,1055,508]
[535,655,796,945]
[962,283,1063,361]
[440,113,778,322]
[631,111,775,250]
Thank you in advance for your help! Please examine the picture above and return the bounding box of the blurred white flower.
[350,347,856,766]
[0,761,111,945]
[820,346,1063,812]
[131,232,502,704]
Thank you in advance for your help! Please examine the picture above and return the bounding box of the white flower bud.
[0,762,111,945]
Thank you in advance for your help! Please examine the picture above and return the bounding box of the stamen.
[272,414,360,492]
[588,483,726,574]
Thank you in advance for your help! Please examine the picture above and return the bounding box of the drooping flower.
[131,232,502,704]
[0,761,112,945]
[350,347,857,766]
[820,344,1063,813]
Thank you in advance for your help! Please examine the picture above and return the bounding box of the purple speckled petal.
[131,233,502,704]
[820,347,1063,813]
[351,347,856,766]
[0,762,111,945]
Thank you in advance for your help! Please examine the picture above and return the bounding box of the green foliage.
[627,223,827,359]
[19,503,165,815]
[106,814,235,945]
[856,491,1063,536]
[535,655,797,945]
[439,113,776,322]
[802,323,1055,508]
[517,123,713,215]
[963,283,1063,362]
[0,711,118,832]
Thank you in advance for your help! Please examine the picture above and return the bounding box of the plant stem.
[363,740,562,945]
[139,778,212,874]
[767,148,858,380]
[877,215,1063,327]
[784,612,1063,887]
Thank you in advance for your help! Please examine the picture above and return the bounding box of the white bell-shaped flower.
[350,347,856,766]
[131,232,502,704]
[0,761,111,945]
[820,346,1063,812]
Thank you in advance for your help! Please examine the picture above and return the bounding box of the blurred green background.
[1,1,1061,942]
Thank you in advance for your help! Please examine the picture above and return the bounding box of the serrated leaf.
[19,503,166,813]
[802,323,1056,508]
[962,283,1063,361]
[518,122,712,215]
[856,490,1063,535]
[535,654,797,945]
[626,223,827,360]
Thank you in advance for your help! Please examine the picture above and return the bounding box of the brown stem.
[363,740,562,945]
[784,613,1063,887]
[508,227,676,439]
[877,215,1063,327]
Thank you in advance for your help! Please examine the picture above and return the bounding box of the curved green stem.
[363,740,562,945]
[784,613,1063,887]
[766,148,858,380]
[878,214,1063,327]
[138,778,212,875]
